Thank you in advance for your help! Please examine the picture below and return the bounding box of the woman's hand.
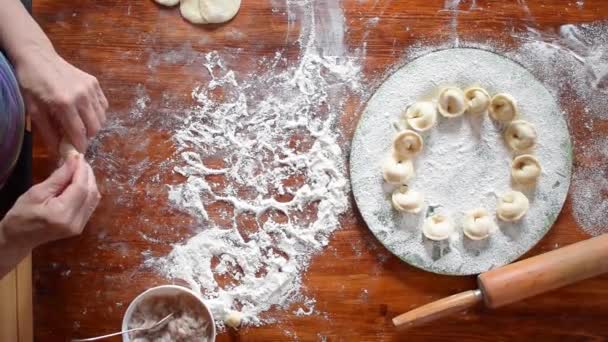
[0,153,101,277]
[16,51,109,153]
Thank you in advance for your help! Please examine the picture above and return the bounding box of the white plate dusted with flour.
[350,48,572,275]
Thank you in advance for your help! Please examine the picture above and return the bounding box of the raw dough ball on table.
[511,154,541,185]
[404,101,437,132]
[437,87,466,118]
[224,310,243,328]
[422,214,453,241]
[504,120,537,151]
[462,208,498,240]
[490,93,518,122]
[391,185,424,213]
[180,0,241,24]
[497,191,529,222]
[382,156,414,184]
[153,0,179,6]
[464,86,491,114]
[392,130,423,159]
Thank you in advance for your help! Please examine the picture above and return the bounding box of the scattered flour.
[147,0,363,328]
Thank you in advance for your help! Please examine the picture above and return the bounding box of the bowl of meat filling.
[122,285,215,342]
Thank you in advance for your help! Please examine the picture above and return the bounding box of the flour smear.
[147,0,362,328]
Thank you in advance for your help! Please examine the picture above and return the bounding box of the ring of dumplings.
[384,86,542,242]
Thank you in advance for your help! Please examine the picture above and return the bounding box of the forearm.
[0,0,54,67]
[0,219,31,279]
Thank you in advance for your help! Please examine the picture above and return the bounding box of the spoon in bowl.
[71,313,174,342]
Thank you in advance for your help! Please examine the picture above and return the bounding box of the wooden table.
[32,0,608,340]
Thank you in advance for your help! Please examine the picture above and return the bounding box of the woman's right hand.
[0,153,101,250]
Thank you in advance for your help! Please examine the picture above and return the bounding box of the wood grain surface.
[31,0,608,341]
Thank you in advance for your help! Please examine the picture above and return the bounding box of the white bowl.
[122,285,216,342]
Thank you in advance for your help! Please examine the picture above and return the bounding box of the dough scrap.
[153,0,180,6]
[391,185,424,213]
[437,87,466,118]
[489,93,518,122]
[504,120,537,151]
[511,154,541,185]
[497,191,529,222]
[224,310,243,328]
[404,102,437,132]
[382,156,415,185]
[180,0,241,24]
[463,208,497,240]
[464,86,491,114]
[422,214,453,241]
[392,130,423,160]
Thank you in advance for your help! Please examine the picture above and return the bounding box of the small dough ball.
[504,120,537,151]
[511,154,541,185]
[464,86,491,114]
[437,87,466,118]
[422,214,453,241]
[404,102,437,132]
[489,93,518,122]
[392,130,423,160]
[200,0,241,23]
[382,156,415,185]
[391,185,424,213]
[463,208,498,240]
[153,0,179,6]
[59,138,79,160]
[224,310,243,328]
[497,191,530,222]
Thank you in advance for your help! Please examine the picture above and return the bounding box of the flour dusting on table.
[147,0,362,327]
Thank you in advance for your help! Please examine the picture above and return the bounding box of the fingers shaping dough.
[392,130,423,159]
[405,102,437,132]
[437,87,466,118]
[382,156,415,185]
[422,214,453,241]
[489,93,518,122]
[464,87,491,115]
[463,208,498,240]
[511,154,541,185]
[391,185,424,213]
[504,120,537,151]
[180,0,241,24]
[497,191,529,222]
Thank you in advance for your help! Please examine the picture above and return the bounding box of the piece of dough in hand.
[59,138,79,160]
[153,0,179,6]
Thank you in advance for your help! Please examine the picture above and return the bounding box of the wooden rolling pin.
[393,234,608,329]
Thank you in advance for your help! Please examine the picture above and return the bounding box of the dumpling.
[392,130,424,159]
[462,208,498,240]
[391,185,424,213]
[437,87,466,118]
[422,214,453,241]
[511,154,541,185]
[496,191,530,222]
[382,156,415,184]
[404,102,437,132]
[489,93,518,122]
[464,86,491,114]
[504,120,537,151]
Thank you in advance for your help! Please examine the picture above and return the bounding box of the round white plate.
[350,48,572,275]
